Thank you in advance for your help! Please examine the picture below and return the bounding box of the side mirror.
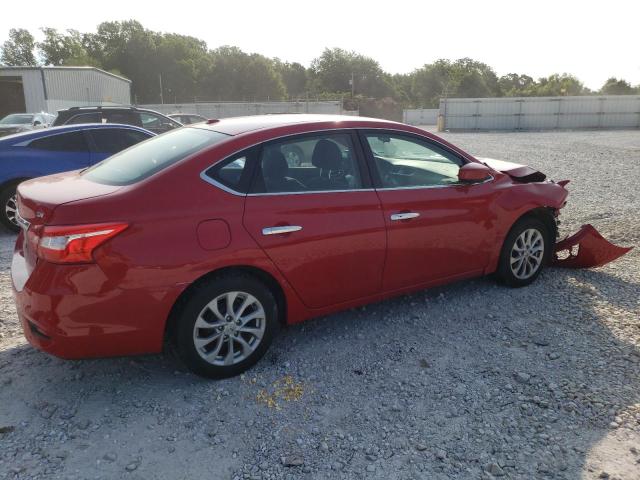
[33,120,42,126]
[458,163,492,183]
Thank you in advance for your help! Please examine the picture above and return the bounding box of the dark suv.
[53,106,182,134]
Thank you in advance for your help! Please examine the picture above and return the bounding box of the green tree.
[38,28,98,66]
[1,28,37,66]
[310,48,394,98]
[274,59,308,98]
[199,46,285,101]
[526,74,586,96]
[498,73,535,96]
[84,20,159,103]
[600,77,637,95]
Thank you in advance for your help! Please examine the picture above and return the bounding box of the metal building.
[0,66,131,118]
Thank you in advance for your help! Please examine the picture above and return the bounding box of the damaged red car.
[11,115,631,378]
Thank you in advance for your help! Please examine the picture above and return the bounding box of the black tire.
[0,183,20,233]
[496,216,551,288]
[173,273,278,379]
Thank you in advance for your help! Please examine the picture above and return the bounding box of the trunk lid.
[17,171,121,224]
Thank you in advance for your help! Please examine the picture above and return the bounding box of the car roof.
[191,114,405,136]
[0,123,154,144]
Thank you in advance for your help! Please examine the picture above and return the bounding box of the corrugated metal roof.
[0,66,131,84]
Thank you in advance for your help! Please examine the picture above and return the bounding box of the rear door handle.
[262,225,303,236]
[390,212,420,221]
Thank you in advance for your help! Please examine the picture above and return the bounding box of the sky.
[2,0,638,90]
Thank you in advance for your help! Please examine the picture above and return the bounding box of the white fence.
[139,101,346,118]
[439,95,640,130]
[403,109,439,125]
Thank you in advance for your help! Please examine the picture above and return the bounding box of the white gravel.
[1,130,639,480]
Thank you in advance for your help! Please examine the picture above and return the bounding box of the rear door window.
[89,128,152,154]
[28,131,89,152]
[250,133,363,194]
[83,127,229,185]
[66,113,103,125]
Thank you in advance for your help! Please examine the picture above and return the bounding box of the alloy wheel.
[192,291,266,366]
[4,194,18,227]
[510,228,545,280]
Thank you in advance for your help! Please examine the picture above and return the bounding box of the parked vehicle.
[168,113,208,125]
[0,113,55,138]
[11,115,631,379]
[0,124,154,231]
[53,106,181,134]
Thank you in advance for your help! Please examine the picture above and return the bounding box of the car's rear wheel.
[174,274,278,379]
[0,184,20,233]
[496,217,551,287]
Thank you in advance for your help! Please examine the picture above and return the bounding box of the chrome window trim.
[376,175,494,191]
[13,126,150,147]
[199,126,478,197]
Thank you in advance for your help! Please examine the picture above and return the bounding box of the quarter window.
[251,133,362,194]
[364,133,464,188]
[204,148,256,194]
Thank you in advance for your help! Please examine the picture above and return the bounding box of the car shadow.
[0,264,638,479]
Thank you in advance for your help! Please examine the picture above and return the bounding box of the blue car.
[0,123,154,231]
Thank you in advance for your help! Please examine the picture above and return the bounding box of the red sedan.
[10,115,628,378]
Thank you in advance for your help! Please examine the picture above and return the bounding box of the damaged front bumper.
[553,224,633,268]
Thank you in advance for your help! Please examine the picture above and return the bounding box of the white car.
[0,113,55,137]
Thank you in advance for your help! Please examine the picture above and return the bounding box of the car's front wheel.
[0,184,20,233]
[496,217,551,287]
[174,274,278,379]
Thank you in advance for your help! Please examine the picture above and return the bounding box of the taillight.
[37,223,128,264]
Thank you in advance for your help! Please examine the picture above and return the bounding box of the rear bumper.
[11,249,181,359]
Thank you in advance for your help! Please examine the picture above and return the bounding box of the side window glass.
[90,128,150,154]
[139,113,163,129]
[365,134,463,188]
[107,112,136,126]
[28,131,88,152]
[251,133,362,194]
[66,113,102,125]
[204,148,256,194]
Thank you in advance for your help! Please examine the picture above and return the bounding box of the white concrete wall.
[403,109,439,125]
[439,96,640,130]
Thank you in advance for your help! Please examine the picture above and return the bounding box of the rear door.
[25,130,92,171]
[242,131,387,309]
[360,130,497,291]
[87,127,153,164]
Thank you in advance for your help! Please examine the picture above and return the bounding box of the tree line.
[1,21,638,108]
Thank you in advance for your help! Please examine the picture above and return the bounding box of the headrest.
[311,139,342,170]
[262,150,288,178]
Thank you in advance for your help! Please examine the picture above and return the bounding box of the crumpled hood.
[477,157,546,182]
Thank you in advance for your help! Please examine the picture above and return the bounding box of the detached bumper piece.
[554,224,633,268]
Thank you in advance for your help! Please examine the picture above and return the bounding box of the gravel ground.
[1,129,639,480]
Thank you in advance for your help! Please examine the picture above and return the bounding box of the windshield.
[0,114,33,125]
[83,127,230,185]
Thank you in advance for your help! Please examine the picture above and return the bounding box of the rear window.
[82,127,229,185]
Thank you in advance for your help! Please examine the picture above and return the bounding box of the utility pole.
[159,73,164,104]
[350,72,355,98]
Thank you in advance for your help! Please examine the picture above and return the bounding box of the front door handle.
[262,225,303,236]
[390,212,420,221]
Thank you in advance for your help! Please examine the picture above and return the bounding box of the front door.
[360,130,497,291]
[243,131,386,309]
